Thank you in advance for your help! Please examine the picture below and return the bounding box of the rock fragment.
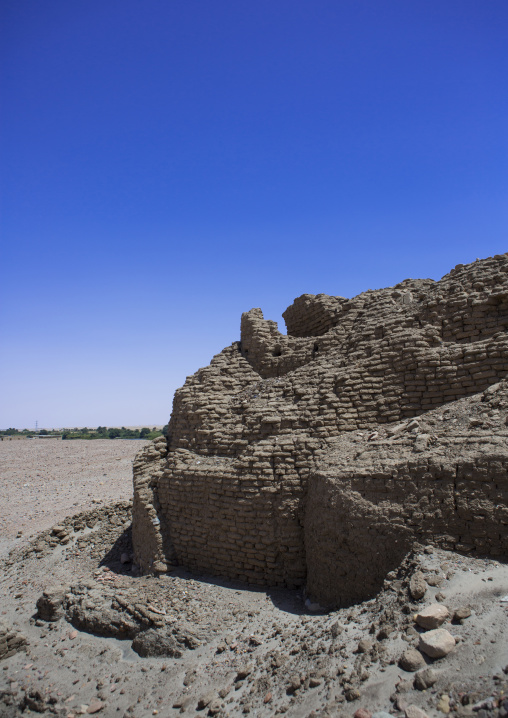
[414,668,439,690]
[436,694,450,714]
[36,585,69,621]
[197,690,217,710]
[405,706,429,718]
[453,606,471,622]
[399,647,426,672]
[418,629,455,658]
[0,622,28,659]
[354,709,372,718]
[410,572,427,601]
[415,604,449,629]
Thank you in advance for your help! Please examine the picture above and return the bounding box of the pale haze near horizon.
[1,1,507,430]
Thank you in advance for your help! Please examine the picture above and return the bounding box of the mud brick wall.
[146,439,311,588]
[132,253,508,606]
[305,452,508,608]
[282,294,346,337]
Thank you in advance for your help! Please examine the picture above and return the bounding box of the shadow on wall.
[304,476,414,608]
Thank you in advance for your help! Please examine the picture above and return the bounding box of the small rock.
[357,638,374,653]
[453,607,472,622]
[405,706,429,718]
[288,674,301,692]
[414,668,439,690]
[86,700,105,714]
[309,677,322,688]
[399,648,426,672]
[345,688,361,702]
[415,604,449,630]
[426,574,444,587]
[372,713,395,718]
[263,692,272,704]
[396,696,409,712]
[377,625,395,640]
[330,621,344,638]
[236,664,253,680]
[36,585,69,622]
[437,694,450,714]
[419,629,455,658]
[472,697,497,712]
[197,691,216,710]
[410,572,427,601]
[208,699,222,716]
[354,709,372,718]
[396,680,413,694]
[120,553,130,564]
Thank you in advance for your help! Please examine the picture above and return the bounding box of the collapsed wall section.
[306,454,508,607]
[305,380,508,606]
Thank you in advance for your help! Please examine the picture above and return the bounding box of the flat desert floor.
[0,438,147,557]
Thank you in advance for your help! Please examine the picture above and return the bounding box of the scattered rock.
[197,690,216,710]
[208,699,222,715]
[410,572,427,601]
[236,664,254,680]
[414,668,439,690]
[399,647,426,672]
[377,624,395,640]
[357,638,374,653]
[415,604,450,629]
[86,700,105,714]
[405,706,429,718]
[419,629,455,658]
[0,622,28,659]
[354,709,372,718]
[345,688,361,702]
[132,629,183,658]
[453,606,472,622]
[288,674,301,693]
[36,585,69,621]
[330,621,344,638]
[437,694,451,714]
[426,574,444,587]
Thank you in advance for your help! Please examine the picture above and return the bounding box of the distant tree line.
[0,426,168,440]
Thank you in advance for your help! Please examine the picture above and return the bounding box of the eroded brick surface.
[132,254,508,606]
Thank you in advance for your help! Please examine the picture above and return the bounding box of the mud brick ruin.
[132,254,508,607]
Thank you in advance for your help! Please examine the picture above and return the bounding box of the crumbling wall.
[306,452,508,607]
[132,253,508,606]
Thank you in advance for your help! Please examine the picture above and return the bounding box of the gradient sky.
[1,1,507,429]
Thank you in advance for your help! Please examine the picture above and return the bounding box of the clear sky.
[1,1,507,429]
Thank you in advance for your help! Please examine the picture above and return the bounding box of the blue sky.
[1,0,507,429]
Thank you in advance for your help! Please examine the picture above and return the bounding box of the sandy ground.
[0,439,148,557]
[0,441,507,718]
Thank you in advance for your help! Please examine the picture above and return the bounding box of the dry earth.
[1,440,508,718]
[0,439,148,557]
